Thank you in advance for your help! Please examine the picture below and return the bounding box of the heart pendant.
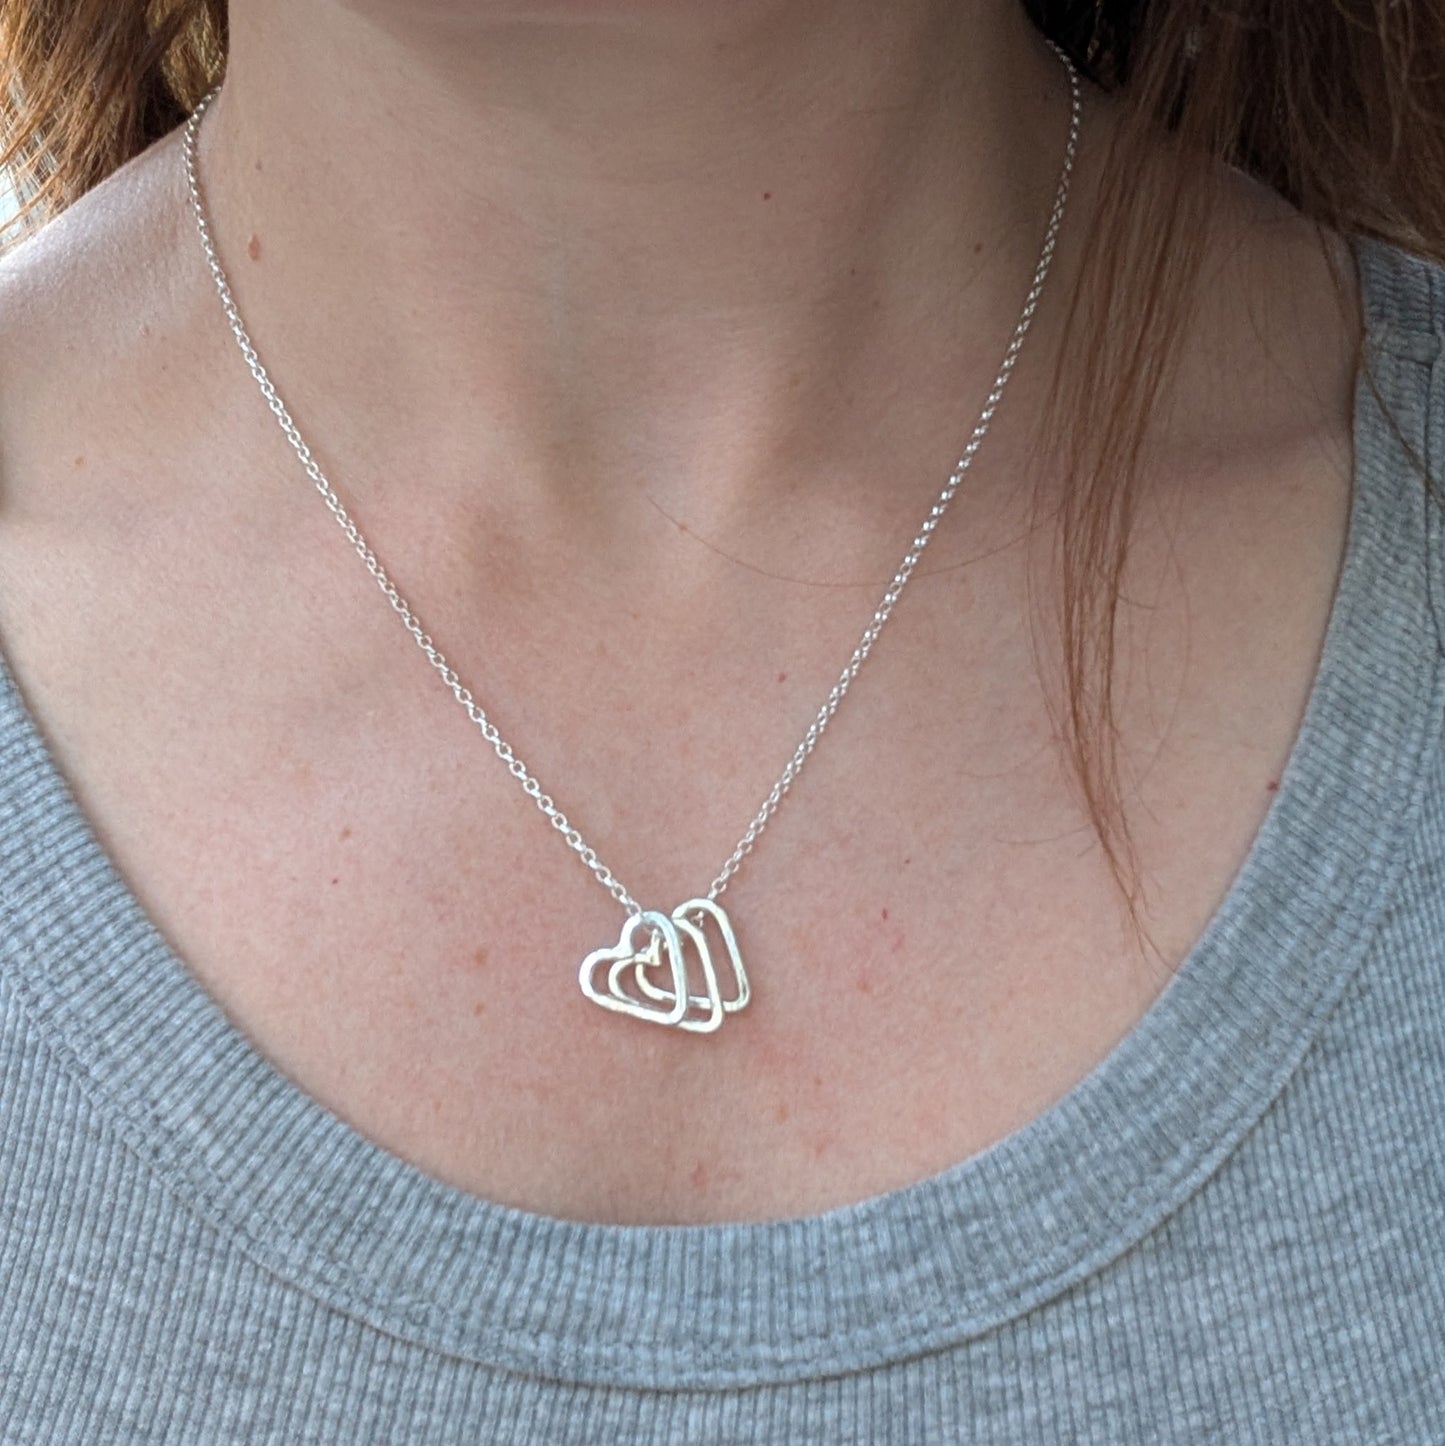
[578,898,751,1033]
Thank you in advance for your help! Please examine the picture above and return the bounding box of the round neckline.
[1,234,1441,1390]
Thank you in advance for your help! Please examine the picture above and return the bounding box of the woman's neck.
[202,0,1086,538]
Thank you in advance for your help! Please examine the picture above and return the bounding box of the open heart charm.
[578,897,750,1033]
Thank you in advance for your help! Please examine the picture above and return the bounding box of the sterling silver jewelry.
[182,43,1081,1034]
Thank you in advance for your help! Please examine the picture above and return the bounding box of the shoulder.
[0,125,204,517]
[0,125,221,719]
[0,121,193,324]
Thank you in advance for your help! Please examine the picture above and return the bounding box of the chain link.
[181,44,1080,920]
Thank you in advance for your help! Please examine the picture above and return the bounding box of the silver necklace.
[182,44,1081,1035]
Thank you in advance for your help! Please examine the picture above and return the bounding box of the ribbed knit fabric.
[2,232,1444,1444]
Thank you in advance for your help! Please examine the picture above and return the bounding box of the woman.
[0,0,1441,1439]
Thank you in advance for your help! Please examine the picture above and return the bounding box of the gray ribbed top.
[1,232,1444,1443]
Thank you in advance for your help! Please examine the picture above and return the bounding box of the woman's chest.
[0,512,1342,1227]
[0,360,1357,1222]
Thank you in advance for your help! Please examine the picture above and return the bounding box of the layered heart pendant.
[578,897,750,1033]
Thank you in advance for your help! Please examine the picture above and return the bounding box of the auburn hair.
[1,1,1443,946]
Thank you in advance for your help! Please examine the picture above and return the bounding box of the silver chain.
[181,45,1080,920]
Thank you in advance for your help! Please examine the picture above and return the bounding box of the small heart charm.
[673,898,750,1018]
[579,911,692,1028]
[579,899,751,1033]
